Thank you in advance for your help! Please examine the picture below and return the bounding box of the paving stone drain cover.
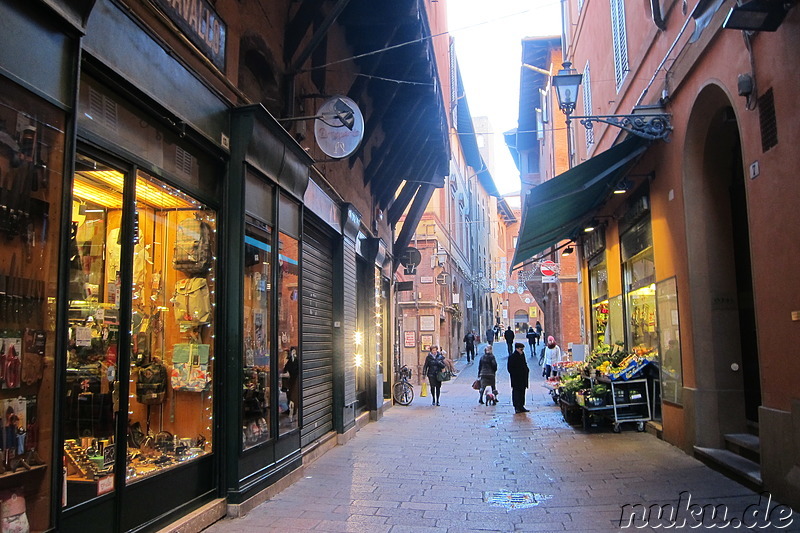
[483,490,552,509]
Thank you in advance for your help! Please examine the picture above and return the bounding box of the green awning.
[512,136,648,267]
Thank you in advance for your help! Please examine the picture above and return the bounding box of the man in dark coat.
[507,342,530,413]
[504,326,515,355]
[463,329,476,363]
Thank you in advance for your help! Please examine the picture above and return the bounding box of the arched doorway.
[684,85,761,445]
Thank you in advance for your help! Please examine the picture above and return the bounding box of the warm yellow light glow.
[354,353,364,367]
[74,170,197,210]
[354,331,363,345]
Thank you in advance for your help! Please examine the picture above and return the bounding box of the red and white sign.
[404,331,416,348]
[540,260,556,277]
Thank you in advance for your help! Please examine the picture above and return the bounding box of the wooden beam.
[393,183,436,269]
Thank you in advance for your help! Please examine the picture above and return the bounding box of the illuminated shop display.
[0,76,65,532]
[64,159,216,505]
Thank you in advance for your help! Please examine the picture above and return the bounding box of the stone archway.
[683,84,760,447]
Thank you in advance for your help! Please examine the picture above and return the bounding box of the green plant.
[591,384,608,397]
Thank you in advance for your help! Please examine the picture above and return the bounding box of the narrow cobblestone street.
[205,342,798,532]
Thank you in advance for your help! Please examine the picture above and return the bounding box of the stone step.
[724,433,760,463]
[693,446,762,490]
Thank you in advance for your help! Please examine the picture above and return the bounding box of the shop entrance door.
[727,132,760,424]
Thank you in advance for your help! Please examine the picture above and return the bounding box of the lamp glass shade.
[553,69,582,112]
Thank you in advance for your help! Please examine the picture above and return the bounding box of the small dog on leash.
[484,388,498,406]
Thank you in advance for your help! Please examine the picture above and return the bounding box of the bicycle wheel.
[393,382,414,405]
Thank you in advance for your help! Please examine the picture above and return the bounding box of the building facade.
[513,0,800,509]
[0,0,452,530]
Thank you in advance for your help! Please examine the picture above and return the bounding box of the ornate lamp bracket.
[572,113,672,141]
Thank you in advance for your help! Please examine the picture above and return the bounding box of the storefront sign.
[404,331,416,347]
[315,96,364,158]
[156,0,227,69]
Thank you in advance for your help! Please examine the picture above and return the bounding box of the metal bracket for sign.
[571,113,672,141]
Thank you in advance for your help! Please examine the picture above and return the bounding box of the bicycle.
[392,365,414,405]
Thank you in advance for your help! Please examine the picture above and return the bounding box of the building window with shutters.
[583,61,595,150]
[610,0,629,91]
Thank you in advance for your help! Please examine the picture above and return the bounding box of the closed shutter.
[301,224,335,446]
[342,240,357,408]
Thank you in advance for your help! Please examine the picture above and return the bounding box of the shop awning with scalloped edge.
[511,136,649,268]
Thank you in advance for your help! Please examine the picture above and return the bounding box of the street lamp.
[551,62,582,169]
[551,62,672,144]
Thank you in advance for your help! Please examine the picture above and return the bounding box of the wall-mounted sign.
[420,315,436,331]
[404,331,416,347]
[156,0,227,70]
[540,260,557,277]
[420,276,434,284]
[421,335,433,351]
[315,96,364,158]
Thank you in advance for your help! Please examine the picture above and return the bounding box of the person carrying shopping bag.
[422,345,446,406]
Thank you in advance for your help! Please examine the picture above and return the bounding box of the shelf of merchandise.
[580,378,651,432]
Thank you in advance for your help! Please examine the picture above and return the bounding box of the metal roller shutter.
[301,224,335,446]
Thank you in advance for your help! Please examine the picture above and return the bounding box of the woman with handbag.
[477,345,498,404]
[422,345,446,406]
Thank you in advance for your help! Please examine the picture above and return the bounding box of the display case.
[0,75,64,531]
[64,156,216,506]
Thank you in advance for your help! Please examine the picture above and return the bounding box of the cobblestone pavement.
[204,341,798,532]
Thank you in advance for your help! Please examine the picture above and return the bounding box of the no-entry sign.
[540,260,556,277]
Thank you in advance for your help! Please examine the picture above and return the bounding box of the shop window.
[514,311,529,333]
[606,295,625,346]
[589,253,609,348]
[0,76,65,532]
[277,230,299,434]
[623,249,657,354]
[65,157,216,506]
[242,226,272,449]
[656,277,682,405]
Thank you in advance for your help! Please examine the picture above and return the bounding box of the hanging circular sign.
[540,260,557,277]
[506,284,516,294]
[314,96,364,158]
[517,285,525,295]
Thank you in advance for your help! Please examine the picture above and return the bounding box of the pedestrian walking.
[477,345,498,404]
[504,325,515,355]
[534,321,543,346]
[422,345,446,406]
[525,327,538,357]
[542,335,563,379]
[507,342,530,413]
[485,326,495,347]
[463,329,476,363]
[493,324,500,342]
